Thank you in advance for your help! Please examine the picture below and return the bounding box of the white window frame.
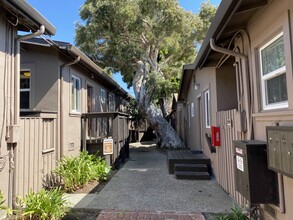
[71,75,81,113]
[109,94,115,112]
[259,32,288,110]
[204,90,210,128]
[191,102,194,117]
[188,103,191,128]
[100,89,106,104]
[20,69,31,110]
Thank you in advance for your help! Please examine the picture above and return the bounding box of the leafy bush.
[18,188,68,220]
[217,207,248,220]
[54,151,111,192]
[0,191,5,210]
[0,191,12,216]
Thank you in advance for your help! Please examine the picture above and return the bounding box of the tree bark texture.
[133,60,184,148]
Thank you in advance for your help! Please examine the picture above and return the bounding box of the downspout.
[210,38,252,140]
[10,26,45,208]
[59,57,80,158]
[210,38,247,60]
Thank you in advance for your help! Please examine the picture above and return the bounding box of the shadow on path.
[65,143,235,219]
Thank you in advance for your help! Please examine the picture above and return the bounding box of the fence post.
[82,116,87,151]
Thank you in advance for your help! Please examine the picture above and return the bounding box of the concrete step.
[174,164,208,172]
[175,171,211,180]
[167,151,211,174]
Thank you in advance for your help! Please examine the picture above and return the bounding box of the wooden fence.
[16,113,58,198]
[216,109,247,207]
[81,112,129,167]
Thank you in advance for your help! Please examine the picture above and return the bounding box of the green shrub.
[0,191,4,210]
[0,191,12,216]
[18,188,68,220]
[54,151,111,192]
[94,156,111,181]
[217,207,248,220]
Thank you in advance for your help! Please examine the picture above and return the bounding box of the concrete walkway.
[66,142,235,219]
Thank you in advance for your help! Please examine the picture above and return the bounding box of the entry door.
[196,96,203,151]
[87,85,94,136]
[87,85,94,112]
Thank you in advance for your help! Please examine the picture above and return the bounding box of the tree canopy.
[75,0,216,100]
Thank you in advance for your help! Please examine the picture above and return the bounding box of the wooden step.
[175,171,210,180]
[174,164,208,172]
[167,150,211,174]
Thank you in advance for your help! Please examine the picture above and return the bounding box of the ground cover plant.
[54,151,111,192]
[0,190,12,216]
[0,191,5,210]
[217,207,248,220]
[17,187,68,220]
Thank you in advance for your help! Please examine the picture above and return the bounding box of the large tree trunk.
[133,60,184,148]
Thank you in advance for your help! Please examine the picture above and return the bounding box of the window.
[71,75,81,112]
[20,69,31,109]
[100,89,106,104]
[204,90,210,128]
[191,102,194,117]
[109,94,115,112]
[259,32,288,110]
[188,104,191,128]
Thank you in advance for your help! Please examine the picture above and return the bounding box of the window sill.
[253,109,293,117]
[252,109,293,122]
[69,112,81,117]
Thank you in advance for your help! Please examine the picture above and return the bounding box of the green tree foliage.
[75,0,216,100]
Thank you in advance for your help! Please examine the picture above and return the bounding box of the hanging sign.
[103,138,113,155]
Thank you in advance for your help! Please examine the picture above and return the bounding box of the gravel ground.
[80,144,235,213]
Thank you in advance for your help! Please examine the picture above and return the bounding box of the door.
[87,85,94,136]
[196,96,203,151]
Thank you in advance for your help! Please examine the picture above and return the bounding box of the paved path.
[96,210,205,220]
[68,143,235,219]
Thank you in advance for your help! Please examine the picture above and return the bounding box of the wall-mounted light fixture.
[193,74,199,90]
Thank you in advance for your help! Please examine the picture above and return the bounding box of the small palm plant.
[0,191,12,216]
[0,191,5,210]
[18,187,68,220]
[54,151,111,192]
[217,207,248,220]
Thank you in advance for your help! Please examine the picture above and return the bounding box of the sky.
[26,0,221,96]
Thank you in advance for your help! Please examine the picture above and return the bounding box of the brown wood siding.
[16,114,57,198]
[216,109,247,207]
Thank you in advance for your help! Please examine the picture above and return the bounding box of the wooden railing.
[81,112,129,167]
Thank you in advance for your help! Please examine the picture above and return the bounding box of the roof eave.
[178,0,242,101]
[66,45,129,97]
[5,0,56,35]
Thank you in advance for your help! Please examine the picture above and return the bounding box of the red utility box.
[211,126,221,147]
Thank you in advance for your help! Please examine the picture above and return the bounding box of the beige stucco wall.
[20,44,119,158]
[0,17,11,211]
[246,0,293,219]
[59,58,114,157]
[184,67,218,165]
[0,18,20,215]
[20,44,59,111]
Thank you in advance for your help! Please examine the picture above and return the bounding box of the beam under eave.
[235,1,268,15]
[222,24,247,36]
